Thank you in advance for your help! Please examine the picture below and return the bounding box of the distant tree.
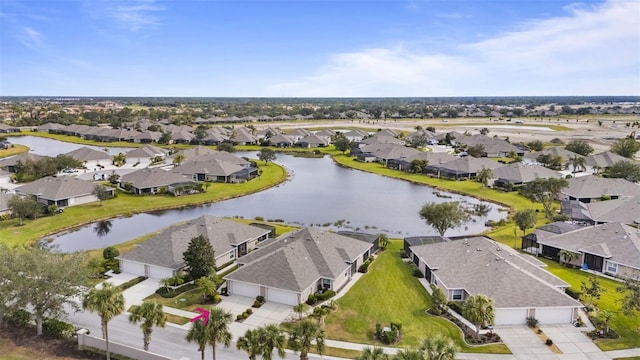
[419,335,458,360]
[377,233,389,249]
[611,138,640,158]
[357,346,389,360]
[407,135,428,148]
[112,153,126,167]
[567,155,586,175]
[333,136,352,153]
[536,154,564,170]
[217,142,236,153]
[513,209,537,237]
[409,159,428,173]
[258,148,277,163]
[159,131,172,145]
[466,144,485,158]
[418,202,469,236]
[92,184,112,205]
[520,177,568,219]
[83,282,125,360]
[605,160,640,182]
[128,302,167,351]
[183,235,216,280]
[527,140,544,152]
[581,274,605,307]
[558,249,579,265]
[172,154,185,167]
[463,295,495,340]
[475,167,493,188]
[288,319,325,360]
[617,277,640,317]
[7,195,42,225]
[479,127,490,135]
[565,140,594,156]
[194,125,208,144]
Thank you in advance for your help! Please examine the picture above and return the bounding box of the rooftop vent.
[476,248,482,251]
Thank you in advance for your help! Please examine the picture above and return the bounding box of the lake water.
[9,135,134,156]
[10,137,507,252]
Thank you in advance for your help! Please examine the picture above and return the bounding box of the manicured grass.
[0,162,287,248]
[7,131,139,148]
[310,345,362,359]
[539,259,640,351]
[144,288,204,311]
[0,144,29,159]
[324,240,510,354]
[126,305,191,325]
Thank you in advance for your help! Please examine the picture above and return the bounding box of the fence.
[76,329,173,360]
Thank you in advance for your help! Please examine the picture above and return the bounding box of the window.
[321,278,331,289]
[606,261,618,274]
[452,289,464,301]
[230,251,235,259]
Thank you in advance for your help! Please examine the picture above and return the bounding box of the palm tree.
[288,319,325,360]
[419,335,458,360]
[128,302,167,351]
[592,165,602,175]
[82,282,125,360]
[259,324,287,360]
[462,295,495,340]
[173,153,185,167]
[476,166,493,188]
[207,307,233,360]
[377,233,390,249]
[393,349,422,360]
[358,346,388,360]
[186,319,209,360]
[237,328,262,360]
[312,306,331,327]
[567,155,587,175]
[293,303,308,320]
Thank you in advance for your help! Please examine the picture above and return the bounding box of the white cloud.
[19,26,43,49]
[269,0,640,96]
[90,0,164,31]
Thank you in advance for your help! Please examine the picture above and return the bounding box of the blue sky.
[1,0,638,97]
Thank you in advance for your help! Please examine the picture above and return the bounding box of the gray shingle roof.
[578,195,640,224]
[561,175,640,199]
[65,146,111,162]
[125,145,168,159]
[536,222,640,270]
[491,163,560,184]
[524,147,581,162]
[120,168,194,189]
[14,176,99,200]
[173,158,245,177]
[225,227,373,292]
[0,152,50,167]
[435,157,502,174]
[118,215,271,269]
[410,237,581,309]
[585,151,628,168]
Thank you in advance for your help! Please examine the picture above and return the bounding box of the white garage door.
[536,308,573,324]
[120,260,145,277]
[231,282,260,298]
[148,265,173,280]
[494,308,528,325]
[267,288,297,305]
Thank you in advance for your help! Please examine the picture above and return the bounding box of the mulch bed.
[0,326,104,360]
[434,309,503,345]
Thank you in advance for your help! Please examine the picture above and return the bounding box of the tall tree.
[377,233,390,249]
[462,295,495,340]
[565,140,594,156]
[419,335,458,360]
[82,282,125,360]
[258,148,277,163]
[333,136,352,153]
[7,195,42,225]
[0,243,21,328]
[112,153,127,167]
[526,140,544,152]
[357,346,389,360]
[466,144,485,158]
[288,319,325,360]
[236,328,262,360]
[617,277,640,317]
[92,184,112,205]
[611,138,640,159]
[206,307,233,360]
[475,167,493,188]
[513,209,537,237]
[605,160,640,183]
[567,155,586,175]
[172,153,186,167]
[128,302,167,351]
[186,319,209,360]
[581,274,605,307]
[519,177,568,219]
[183,235,216,280]
[259,324,287,360]
[418,202,469,236]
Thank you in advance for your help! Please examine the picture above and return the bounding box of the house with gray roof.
[65,146,111,170]
[585,151,628,172]
[225,227,374,305]
[118,215,271,279]
[0,193,15,216]
[521,221,585,255]
[489,162,561,187]
[286,128,312,142]
[296,134,329,148]
[428,157,502,180]
[125,145,168,166]
[562,195,640,225]
[535,222,640,281]
[559,175,640,203]
[455,134,525,158]
[343,129,368,142]
[14,176,113,208]
[523,147,581,166]
[232,127,259,145]
[407,236,582,325]
[119,168,198,195]
[173,158,256,183]
[0,153,50,173]
[0,123,21,133]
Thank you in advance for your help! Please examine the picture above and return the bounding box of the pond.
[9,135,133,156]
[10,137,507,252]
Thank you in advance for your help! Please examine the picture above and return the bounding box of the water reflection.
[94,220,113,238]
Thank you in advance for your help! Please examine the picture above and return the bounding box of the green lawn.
[0,161,287,248]
[539,259,640,351]
[324,240,510,354]
[0,144,29,159]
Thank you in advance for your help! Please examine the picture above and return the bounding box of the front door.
[238,243,247,257]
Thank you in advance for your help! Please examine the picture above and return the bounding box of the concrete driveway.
[217,295,294,326]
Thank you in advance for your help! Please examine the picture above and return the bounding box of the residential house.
[428,157,502,180]
[286,128,312,142]
[173,158,257,183]
[13,176,113,208]
[225,227,374,305]
[64,147,112,170]
[131,131,162,143]
[392,152,457,173]
[297,134,329,148]
[559,175,640,203]
[407,236,583,325]
[125,145,168,167]
[117,215,271,279]
[561,195,640,225]
[267,133,295,147]
[585,151,629,173]
[119,168,198,195]
[343,129,368,142]
[0,124,21,133]
[0,193,14,216]
[232,127,259,145]
[523,147,581,166]
[489,163,561,187]
[405,129,437,145]
[534,222,640,280]
[521,222,585,255]
[0,153,50,173]
[455,134,526,158]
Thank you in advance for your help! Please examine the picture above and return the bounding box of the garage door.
[267,288,298,305]
[494,308,528,325]
[231,282,260,298]
[536,308,573,324]
[148,265,173,280]
[120,260,145,277]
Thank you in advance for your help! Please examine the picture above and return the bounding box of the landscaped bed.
[323,240,510,354]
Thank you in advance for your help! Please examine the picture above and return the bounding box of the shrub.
[412,268,424,278]
[252,300,263,308]
[358,260,371,273]
[447,301,463,315]
[306,294,317,305]
[103,246,120,260]
[390,322,402,331]
[526,317,538,328]
[545,339,553,346]
[8,309,31,327]
[399,250,408,258]
[246,308,253,315]
[256,295,265,303]
[565,287,582,300]
[118,276,146,291]
[236,314,245,321]
[316,290,336,302]
[43,318,76,339]
[213,294,221,304]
